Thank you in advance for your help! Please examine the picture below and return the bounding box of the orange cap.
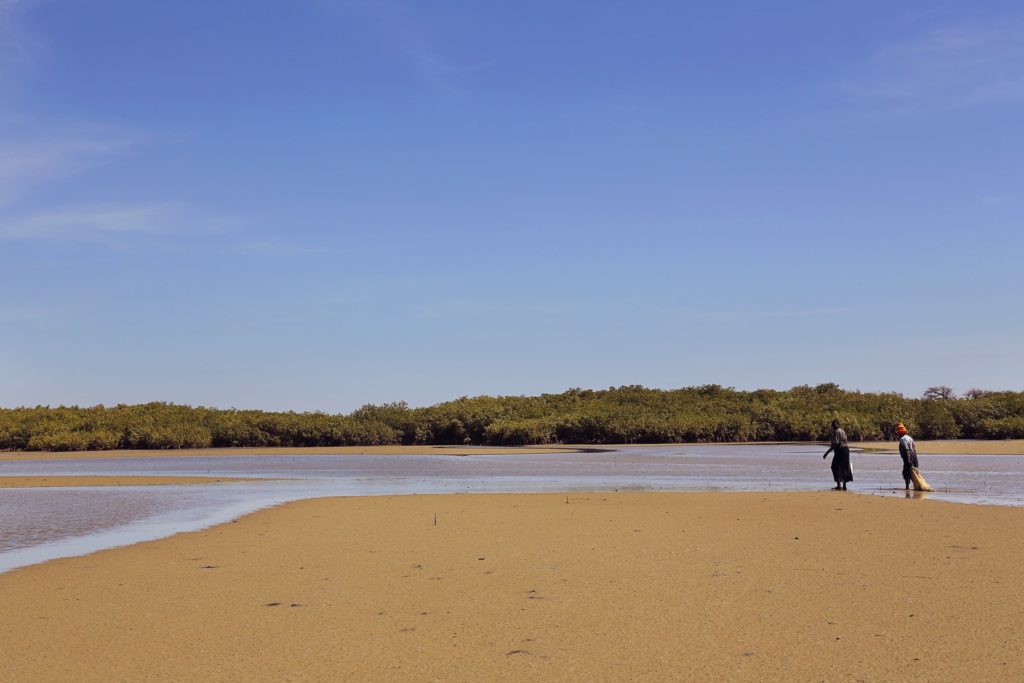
[896,422,908,435]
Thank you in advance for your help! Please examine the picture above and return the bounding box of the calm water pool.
[1,444,1021,572]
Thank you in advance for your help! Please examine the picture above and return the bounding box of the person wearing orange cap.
[896,422,918,490]
[822,419,852,491]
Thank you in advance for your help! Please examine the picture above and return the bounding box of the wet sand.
[852,439,1024,455]
[0,476,260,488]
[0,445,585,461]
[1,492,1021,681]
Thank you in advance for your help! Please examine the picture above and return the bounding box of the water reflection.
[1,445,1021,573]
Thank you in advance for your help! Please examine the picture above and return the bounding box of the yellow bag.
[909,466,933,492]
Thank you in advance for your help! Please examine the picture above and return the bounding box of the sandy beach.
[1,491,1021,681]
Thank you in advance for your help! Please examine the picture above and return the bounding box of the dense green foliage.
[2,384,1023,451]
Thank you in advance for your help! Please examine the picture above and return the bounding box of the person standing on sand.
[822,419,852,491]
[896,422,919,490]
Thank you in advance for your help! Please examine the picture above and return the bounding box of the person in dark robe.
[822,419,852,491]
[896,422,919,490]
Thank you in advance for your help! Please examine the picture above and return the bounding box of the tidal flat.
[2,444,1023,573]
[1,445,1022,680]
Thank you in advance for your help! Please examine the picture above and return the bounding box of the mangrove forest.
[1,384,1023,452]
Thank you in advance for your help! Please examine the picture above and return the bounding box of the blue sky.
[1,0,1021,411]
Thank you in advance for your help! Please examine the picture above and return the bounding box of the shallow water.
[1,445,1021,573]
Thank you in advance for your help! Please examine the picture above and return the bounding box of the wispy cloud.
[0,0,43,85]
[0,3,322,257]
[0,127,139,204]
[0,1,143,203]
[840,20,1024,114]
[330,0,474,93]
[0,202,188,242]
[0,201,341,258]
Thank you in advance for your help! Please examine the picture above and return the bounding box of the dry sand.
[0,476,261,488]
[1,492,1022,681]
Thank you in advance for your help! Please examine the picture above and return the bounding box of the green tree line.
[1,384,1022,451]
